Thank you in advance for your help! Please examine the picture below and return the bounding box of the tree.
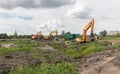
[62,31,65,35]
[0,33,9,39]
[99,30,107,36]
[66,32,71,34]
[13,30,18,38]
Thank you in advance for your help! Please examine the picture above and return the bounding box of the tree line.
[0,30,120,39]
[0,31,32,39]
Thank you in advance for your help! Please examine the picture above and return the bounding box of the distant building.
[109,31,120,35]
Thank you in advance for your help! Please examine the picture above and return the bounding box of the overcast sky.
[0,0,120,35]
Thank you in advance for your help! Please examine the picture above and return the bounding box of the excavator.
[32,30,58,40]
[43,30,58,40]
[75,19,99,43]
[31,31,42,40]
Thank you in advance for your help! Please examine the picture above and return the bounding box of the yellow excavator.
[43,30,58,40]
[32,30,58,40]
[75,19,99,43]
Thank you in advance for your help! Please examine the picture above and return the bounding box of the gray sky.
[0,0,120,35]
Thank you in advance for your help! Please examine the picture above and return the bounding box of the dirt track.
[78,49,120,74]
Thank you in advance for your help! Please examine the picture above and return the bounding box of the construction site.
[0,18,119,74]
[0,0,120,74]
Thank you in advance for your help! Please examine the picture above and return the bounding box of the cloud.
[0,8,60,35]
[0,0,74,9]
[100,16,112,20]
[17,16,33,20]
[0,12,15,18]
[37,19,65,35]
[0,12,33,20]
[67,0,92,19]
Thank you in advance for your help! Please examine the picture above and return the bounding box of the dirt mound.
[78,50,120,74]
[40,45,55,50]
[1,44,22,48]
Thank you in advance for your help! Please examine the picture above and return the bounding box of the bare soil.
[77,49,120,74]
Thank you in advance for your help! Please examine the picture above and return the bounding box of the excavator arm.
[75,19,95,42]
[43,30,58,40]
[82,19,94,41]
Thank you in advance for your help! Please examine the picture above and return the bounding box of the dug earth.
[78,50,120,74]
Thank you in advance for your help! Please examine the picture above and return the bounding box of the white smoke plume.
[37,19,65,35]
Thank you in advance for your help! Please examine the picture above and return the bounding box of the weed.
[110,43,120,49]
[10,63,77,74]
[0,40,40,55]
[80,46,104,57]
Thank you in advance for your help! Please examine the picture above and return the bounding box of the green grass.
[10,63,76,74]
[1,39,120,74]
[0,39,41,55]
[64,42,106,59]
[0,39,117,59]
[110,43,120,49]
[80,46,104,57]
[102,36,120,40]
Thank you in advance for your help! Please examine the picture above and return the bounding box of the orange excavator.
[75,19,99,43]
[32,31,42,39]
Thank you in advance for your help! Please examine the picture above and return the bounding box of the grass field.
[0,38,119,74]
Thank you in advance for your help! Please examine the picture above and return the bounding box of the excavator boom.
[82,19,94,41]
[75,19,96,42]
